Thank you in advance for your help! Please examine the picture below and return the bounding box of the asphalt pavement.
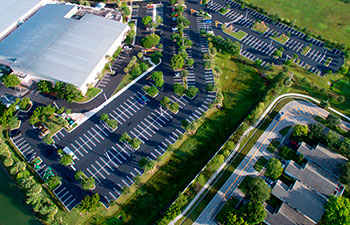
[9,1,217,210]
[187,0,344,75]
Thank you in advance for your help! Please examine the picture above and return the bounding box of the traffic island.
[271,33,290,45]
[252,20,269,34]
[222,24,247,41]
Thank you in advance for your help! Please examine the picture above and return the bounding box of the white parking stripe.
[88,130,101,143]
[91,164,106,179]
[70,143,84,157]
[91,127,105,140]
[94,124,108,136]
[84,134,96,147]
[95,161,110,176]
[79,137,92,151]
[100,157,114,171]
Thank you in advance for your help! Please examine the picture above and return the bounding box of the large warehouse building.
[0,0,49,40]
[0,3,129,94]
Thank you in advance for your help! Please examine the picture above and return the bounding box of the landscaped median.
[251,20,269,34]
[324,57,333,67]
[301,45,311,55]
[222,24,247,41]
[271,33,289,45]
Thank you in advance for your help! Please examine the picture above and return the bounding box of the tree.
[150,51,162,64]
[19,97,31,110]
[10,161,26,175]
[75,170,84,181]
[186,58,194,67]
[80,193,100,212]
[293,124,308,137]
[138,157,155,172]
[323,196,350,225]
[137,52,143,59]
[60,154,73,166]
[340,138,350,158]
[3,74,20,87]
[265,158,283,180]
[142,16,153,26]
[170,55,185,70]
[37,80,53,93]
[3,157,14,167]
[326,114,340,130]
[246,177,271,202]
[340,161,350,186]
[161,96,170,107]
[173,83,185,96]
[338,96,345,104]
[241,201,266,224]
[273,48,283,58]
[308,123,325,144]
[119,132,131,143]
[141,34,160,48]
[326,130,341,151]
[130,138,141,149]
[122,6,131,17]
[82,176,95,190]
[169,102,179,112]
[186,86,199,98]
[100,113,109,122]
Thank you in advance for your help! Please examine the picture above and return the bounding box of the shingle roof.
[297,142,347,176]
[265,203,315,225]
[0,4,128,88]
[285,160,339,197]
[272,180,327,223]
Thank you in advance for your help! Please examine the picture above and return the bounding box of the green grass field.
[301,46,311,55]
[271,34,290,45]
[324,57,333,66]
[253,157,268,172]
[332,78,350,97]
[247,0,350,46]
[222,25,248,41]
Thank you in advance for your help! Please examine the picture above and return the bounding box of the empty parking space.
[54,184,80,211]
[11,133,36,161]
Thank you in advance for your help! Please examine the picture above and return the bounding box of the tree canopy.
[141,34,160,48]
[142,16,153,26]
[170,55,185,70]
[265,157,283,180]
[323,196,350,225]
[3,74,20,88]
[241,201,266,224]
[245,177,271,202]
[293,124,308,137]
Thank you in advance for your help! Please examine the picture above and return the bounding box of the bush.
[79,193,100,213]
[170,55,185,70]
[174,84,185,96]
[130,138,141,149]
[60,153,73,166]
[3,74,20,87]
[106,119,118,130]
[186,86,199,98]
[143,85,159,97]
[100,113,109,122]
[37,80,53,93]
[169,102,179,113]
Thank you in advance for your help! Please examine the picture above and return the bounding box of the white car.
[172,27,178,31]
[175,72,181,76]
[124,46,132,50]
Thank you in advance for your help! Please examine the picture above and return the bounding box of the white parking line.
[91,164,106,179]
[100,157,114,171]
[88,130,101,143]
[91,127,105,140]
[95,161,110,176]
[95,124,108,136]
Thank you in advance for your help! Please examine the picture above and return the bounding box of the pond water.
[0,165,42,225]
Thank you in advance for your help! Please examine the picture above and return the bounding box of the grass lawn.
[253,156,268,172]
[247,0,350,47]
[286,65,350,116]
[301,46,311,55]
[271,34,290,45]
[222,25,248,41]
[332,78,350,98]
[75,87,102,103]
[252,21,269,34]
[279,126,291,136]
[324,57,333,66]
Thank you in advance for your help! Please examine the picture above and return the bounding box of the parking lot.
[201,0,344,75]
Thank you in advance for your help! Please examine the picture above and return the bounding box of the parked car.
[175,72,181,76]
[172,27,178,31]
[275,112,284,120]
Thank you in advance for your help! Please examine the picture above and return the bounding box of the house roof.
[0,0,43,37]
[285,160,339,197]
[297,142,347,176]
[0,4,128,88]
[265,203,315,225]
[272,180,327,223]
